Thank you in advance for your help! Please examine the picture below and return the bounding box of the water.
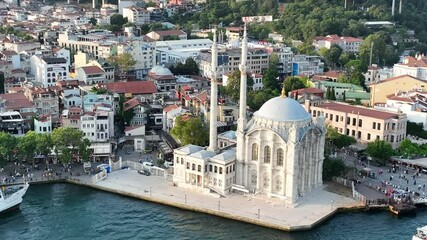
[0,184,426,240]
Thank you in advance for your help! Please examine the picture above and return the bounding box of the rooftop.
[315,102,401,120]
[101,81,157,94]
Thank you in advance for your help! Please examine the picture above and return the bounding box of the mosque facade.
[172,26,326,205]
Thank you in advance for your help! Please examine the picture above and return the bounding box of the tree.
[18,131,37,164]
[169,58,199,75]
[283,77,307,95]
[224,70,254,102]
[366,140,395,165]
[262,55,280,90]
[0,132,17,166]
[322,157,349,181]
[318,45,343,69]
[247,89,278,111]
[89,18,97,26]
[406,121,427,139]
[51,127,89,164]
[171,116,208,146]
[331,88,336,100]
[110,14,128,26]
[326,126,355,149]
[116,94,136,126]
[108,53,136,72]
[358,32,398,67]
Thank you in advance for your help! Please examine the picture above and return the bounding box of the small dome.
[254,96,311,122]
[149,65,173,76]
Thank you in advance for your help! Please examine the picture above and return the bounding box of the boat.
[413,225,427,240]
[388,203,417,216]
[414,197,427,207]
[0,183,29,213]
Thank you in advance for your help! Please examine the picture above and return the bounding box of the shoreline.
[2,175,368,232]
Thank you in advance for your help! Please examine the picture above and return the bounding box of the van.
[142,162,154,169]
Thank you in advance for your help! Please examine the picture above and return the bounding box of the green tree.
[0,132,17,166]
[366,140,395,165]
[224,70,254,102]
[283,76,307,95]
[89,18,97,25]
[262,54,280,90]
[35,133,53,166]
[322,157,349,181]
[331,88,336,100]
[110,14,128,26]
[406,121,427,139]
[18,131,37,164]
[358,32,398,67]
[51,128,89,164]
[171,116,208,146]
[108,53,136,72]
[319,45,343,69]
[326,126,356,149]
[247,89,278,111]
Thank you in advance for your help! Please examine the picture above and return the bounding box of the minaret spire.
[237,23,248,132]
[208,28,218,152]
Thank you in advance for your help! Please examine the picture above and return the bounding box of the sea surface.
[0,183,425,240]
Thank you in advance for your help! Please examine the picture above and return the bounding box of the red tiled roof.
[101,81,157,94]
[399,56,427,68]
[123,97,140,111]
[315,102,400,120]
[291,87,324,95]
[81,66,104,75]
[125,125,144,132]
[163,104,179,113]
[153,30,186,37]
[57,80,79,87]
[387,95,415,103]
[0,93,35,109]
[322,71,342,79]
[195,91,209,104]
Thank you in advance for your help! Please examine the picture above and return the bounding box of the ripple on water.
[1,184,427,240]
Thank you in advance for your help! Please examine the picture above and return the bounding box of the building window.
[214,166,218,173]
[192,163,195,171]
[264,146,271,164]
[219,167,223,174]
[352,118,356,126]
[390,135,395,142]
[209,165,212,172]
[277,148,284,166]
[358,119,362,127]
[251,143,258,161]
[198,165,201,172]
[373,122,376,129]
[181,158,183,164]
[347,117,350,124]
[176,157,179,164]
[377,123,381,130]
[352,130,355,136]
[186,162,190,169]
[335,115,339,122]
[367,133,371,140]
[357,131,361,139]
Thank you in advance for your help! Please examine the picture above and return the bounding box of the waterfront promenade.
[78,170,362,231]
[1,161,363,232]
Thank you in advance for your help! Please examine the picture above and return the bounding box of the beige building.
[306,101,407,149]
[370,75,427,106]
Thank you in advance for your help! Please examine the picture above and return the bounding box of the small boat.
[0,183,29,213]
[388,203,417,216]
[413,225,427,240]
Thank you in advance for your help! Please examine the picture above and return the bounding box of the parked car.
[137,169,151,176]
[164,161,174,168]
[142,162,154,168]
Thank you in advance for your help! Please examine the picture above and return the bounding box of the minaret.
[208,28,218,152]
[235,24,248,186]
[238,24,248,132]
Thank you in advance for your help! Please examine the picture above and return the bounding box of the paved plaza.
[93,169,361,231]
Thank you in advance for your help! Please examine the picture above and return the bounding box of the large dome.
[149,65,173,76]
[254,96,311,122]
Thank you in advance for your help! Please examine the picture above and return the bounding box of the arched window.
[251,143,258,161]
[264,146,271,164]
[277,148,284,166]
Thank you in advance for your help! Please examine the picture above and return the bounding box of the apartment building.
[393,55,427,80]
[116,40,156,79]
[123,6,150,25]
[80,111,114,143]
[24,86,60,125]
[306,101,407,149]
[199,48,269,78]
[313,35,363,53]
[29,56,69,87]
[292,55,324,76]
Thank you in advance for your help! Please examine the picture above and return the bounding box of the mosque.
[172,27,326,205]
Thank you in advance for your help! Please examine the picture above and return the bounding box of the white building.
[364,64,394,85]
[34,114,52,134]
[172,28,325,205]
[155,39,213,65]
[162,104,187,132]
[76,66,108,84]
[123,6,150,25]
[118,0,146,14]
[117,40,156,79]
[393,55,427,80]
[29,56,69,87]
[80,111,115,159]
[313,35,363,53]
[292,55,324,76]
